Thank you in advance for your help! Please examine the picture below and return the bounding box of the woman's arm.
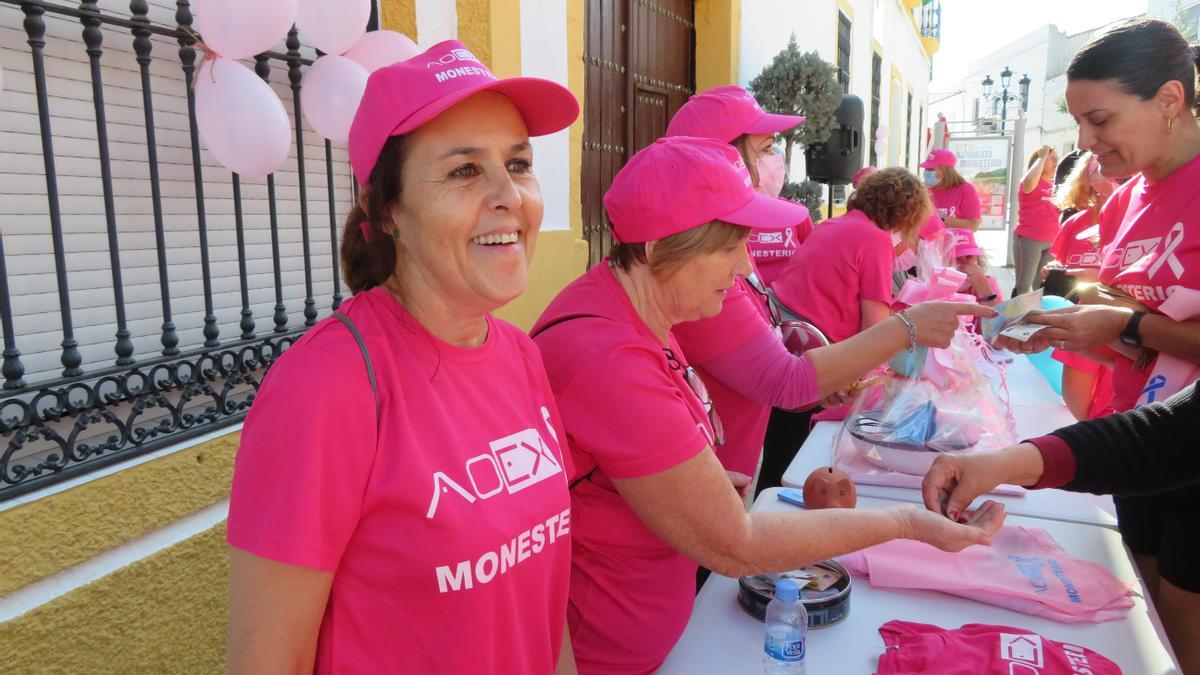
[944,216,983,231]
[554,620,577,675]
[612,447,1004,578]
[1014,305,1200,365]
[1020,147,1050,193]
[228,548,333,675]
[860,299,891,332]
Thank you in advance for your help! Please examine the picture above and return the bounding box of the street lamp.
[980,66,1030,134]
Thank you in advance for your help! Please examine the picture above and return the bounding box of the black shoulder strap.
[529,313,607,339]
[331,312,379,415]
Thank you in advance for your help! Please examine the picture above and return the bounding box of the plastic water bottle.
[763,578,807,674]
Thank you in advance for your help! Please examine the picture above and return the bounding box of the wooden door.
[582,0,695,266]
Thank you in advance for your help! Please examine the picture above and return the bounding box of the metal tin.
[737,560,852,629]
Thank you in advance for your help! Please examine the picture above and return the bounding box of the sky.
[930,0,1149,94]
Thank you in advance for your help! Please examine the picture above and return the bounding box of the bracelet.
[895,310,918,351]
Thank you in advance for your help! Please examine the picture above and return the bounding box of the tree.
[748,35,841,182]
[781,180,825,225]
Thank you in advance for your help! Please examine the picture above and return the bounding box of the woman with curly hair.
[773,167,932,343]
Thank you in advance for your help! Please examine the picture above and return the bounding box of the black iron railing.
[0,0,363,500]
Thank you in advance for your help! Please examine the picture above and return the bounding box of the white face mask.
[755,152,786,197]
[923,170,939,186]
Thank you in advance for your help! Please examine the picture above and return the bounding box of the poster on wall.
[946,137,1012,231]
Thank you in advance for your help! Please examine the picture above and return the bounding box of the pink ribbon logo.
[783,227,797,249]
[1147,222,1185,279]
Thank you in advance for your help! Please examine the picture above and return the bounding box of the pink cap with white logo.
[919,149,957,170]
[348,40,579,185]
[665,85,805,142]
[949,227,984,258]
[603,136,809,244]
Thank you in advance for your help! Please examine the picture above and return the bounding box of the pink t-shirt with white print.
[532,262,716,675]
[1098,151,1200,411]
[227,288,572,674]
[772,209,895,343]
[1015,179,1061,242]
[748,215,815,286]
[930,183,982,222]
[1049,208,1103,269]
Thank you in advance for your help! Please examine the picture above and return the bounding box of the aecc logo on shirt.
[426,408,564,519]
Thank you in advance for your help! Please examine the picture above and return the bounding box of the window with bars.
[837,12,852,93]
[870,52,881,167]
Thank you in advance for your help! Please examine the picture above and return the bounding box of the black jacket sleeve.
[1050,382,1199,496]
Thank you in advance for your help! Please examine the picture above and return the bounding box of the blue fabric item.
[1027,295,1073,395]
[889,400,937,446]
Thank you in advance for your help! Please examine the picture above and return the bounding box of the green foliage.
[780,180,825,225]
[748,34,842,182]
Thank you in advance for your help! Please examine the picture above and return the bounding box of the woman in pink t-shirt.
[533,138,1003,675]
[666,85,815,286]
[1044,152,1118,420]
[1013,145,1062,295]
[920,149,983,231]
[225,41,582,674]
[994,20,1200,672]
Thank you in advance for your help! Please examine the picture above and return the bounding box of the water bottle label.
[764,636,805,662]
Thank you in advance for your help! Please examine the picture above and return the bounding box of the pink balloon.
[193,0,298,61]
[344,30,420,72]
[296,0,371,56]
[195,58,292,176]
[301,55,368,143]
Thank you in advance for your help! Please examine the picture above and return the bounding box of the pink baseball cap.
[603,136,809,244]
[665,85,805,142]
[919,149,957,170]
[348,40,579,185]
[949,228,984,258]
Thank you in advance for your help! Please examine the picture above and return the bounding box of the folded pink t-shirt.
[877,620,1123,674]
[228,288,572,673]
[841,525,1134,623]
[532,262,717,675]
[772,209,894,343]
[1015,179,1061,242]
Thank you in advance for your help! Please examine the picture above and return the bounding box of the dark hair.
[340,135,412,293]
[846,167,931,233]
[1068,19,1199,113]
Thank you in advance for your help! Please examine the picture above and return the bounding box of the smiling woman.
[224,39,583,674]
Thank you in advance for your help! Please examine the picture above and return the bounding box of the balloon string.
[180,27,220,86]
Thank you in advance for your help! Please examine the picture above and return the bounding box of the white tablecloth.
[660,492,1180,675]
[781,356,1119,529]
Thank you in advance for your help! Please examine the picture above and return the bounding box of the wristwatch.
[1119,311,1146,348]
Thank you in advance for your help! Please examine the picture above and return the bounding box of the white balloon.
[301,55,369,142]
[344,30,420,72]
[195,58,292,176]
[874,139,888,156]
[875,125,890,140]
[296,0,371,55]
[193,0,298,61]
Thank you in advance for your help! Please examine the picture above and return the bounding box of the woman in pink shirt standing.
[225,42,581,674]
[920,149,983,231]
[666,85,816,286]
[1013,145,1062,295]
[996,20,1200,672]
[532,138,1003,674]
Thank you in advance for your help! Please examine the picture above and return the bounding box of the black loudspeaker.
[804,94,864,185]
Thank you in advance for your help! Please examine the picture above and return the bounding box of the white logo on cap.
[428,48,482,68]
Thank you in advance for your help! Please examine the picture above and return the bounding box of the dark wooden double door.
[582,0,696,265]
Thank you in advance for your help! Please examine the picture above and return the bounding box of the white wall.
[520,0,570,232]
[739,0,933,180]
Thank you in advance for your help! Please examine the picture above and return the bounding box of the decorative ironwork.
[0,0,356,500]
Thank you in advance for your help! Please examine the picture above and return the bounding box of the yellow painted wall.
[695,0,741,92]
[0,433,238,596]
[378,0,417,39]
[0,524,229,673]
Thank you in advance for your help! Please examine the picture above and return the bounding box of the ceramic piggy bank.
[802,466,857,509]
